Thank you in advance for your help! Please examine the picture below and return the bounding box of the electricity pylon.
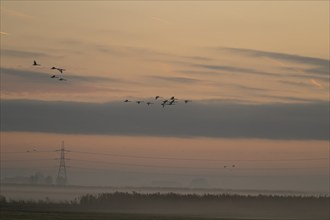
[56,141,68,185]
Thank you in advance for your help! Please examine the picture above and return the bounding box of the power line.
[1,159,56,162]
[2,149,328,162]
[2,157,327,171]
[69,158,329,171]
[69,150,329,162]
[67,165,330,178]
[1,150,57,154]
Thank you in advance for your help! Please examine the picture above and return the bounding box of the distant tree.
[0,195,6,204]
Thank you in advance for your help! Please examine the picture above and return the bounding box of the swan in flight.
[51,67,66,73]
[33,60,40,66]
[169,100,176,105]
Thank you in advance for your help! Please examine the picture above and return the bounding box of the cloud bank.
[1,49,49,58]
[221,47,330,77]
[1,99,328,140]
[0,67,125,84]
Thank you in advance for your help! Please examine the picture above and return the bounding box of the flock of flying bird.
[33,60,193,107]
[33,60,67,81]
[124,96,192,108]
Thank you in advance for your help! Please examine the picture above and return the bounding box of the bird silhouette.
[184,100,192,103]
[169,100,176,105]
[51,67,66,73]
[155,96,163,100]
[136,101,144,104]
[50,75,59,78]
[124,99,131,102]
[59,78,67,81]
[162,100,168,104]
[146,102,154,106]
[33,60,40,66]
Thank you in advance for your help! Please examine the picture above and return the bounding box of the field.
[1,191,329,220]
[1,208,314,220]
[1,208,222,220]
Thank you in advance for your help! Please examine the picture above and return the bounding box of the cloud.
[310,79,323,89]
[187,64,329,82]
[151,16,171,25]
[193,64,279,77]
[1,49,49,58]
[0,67,125,84]
[1,99,328,140]
[277,80,311,88]
[221,47,330,76]
[0,67,133,97]
[257,94,325,103]
[2,7,34,19]
[148,75,203,84]
[60,39,171,58]
[183,56,213,61]
[59,39,214,63]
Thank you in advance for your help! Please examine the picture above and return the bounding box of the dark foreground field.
[1,192,329,220]
[2,208,321,220]
[1,208,222,220]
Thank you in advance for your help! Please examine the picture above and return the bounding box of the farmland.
[1,191,329,220]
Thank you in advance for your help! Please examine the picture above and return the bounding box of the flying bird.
[50,75,59,78]
[136,101,144,104]
[169,100,176,105]
[155,96,163,100]
[51,67,66,73]
[124,99,131,102]
[184,100,192,103]
[59,78,67,81]
[33,60,40,66]
[146,102,154,106]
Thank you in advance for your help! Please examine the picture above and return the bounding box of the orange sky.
[1,1,329,192]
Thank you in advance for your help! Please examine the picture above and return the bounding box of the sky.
[1,1,329,193]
